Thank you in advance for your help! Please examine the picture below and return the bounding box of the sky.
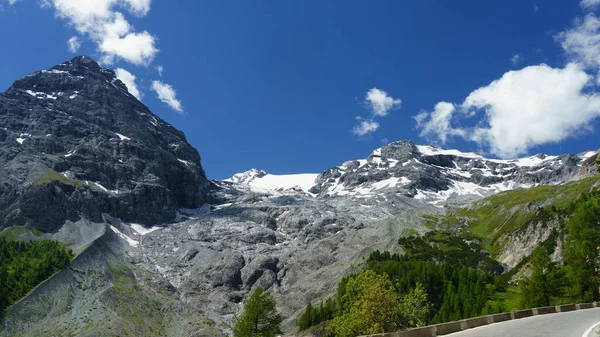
[1,1,600,179]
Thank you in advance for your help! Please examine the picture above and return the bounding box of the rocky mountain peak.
[0,56,208,232]
[376,139,419,161]
[226,168,269,184]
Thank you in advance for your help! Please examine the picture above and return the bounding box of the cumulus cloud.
[99,30,157,65]
[44,0,158,66]
[122,0,150,16]
[67,36,81,53]
[8,0,18,5]
[151,80,183,113]
[115,68,141,100]
[416,64,600,158]
[581,0,600,9]
[415,102,466,144]
[365,88,401,117]
[352,118,379,136]
[557,14,600,70]
[156,65,163,76]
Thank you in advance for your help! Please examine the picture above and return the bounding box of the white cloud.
[510,54,521,65]
[115,68,141,100]
[151,80,183,113]
[352,118,379,136]
[44,0,158,66]
[416,64,600,158]
[99,30,157,65]
[415,102,466,144]
[122,0,150,16]
[557,14,600,70]
[156,65,163,76]
[8,0,18,5]
[364,88,401,117]
[581,0,600,9]
[67,36,81,53]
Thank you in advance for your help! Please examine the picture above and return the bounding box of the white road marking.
[583,320,600,337]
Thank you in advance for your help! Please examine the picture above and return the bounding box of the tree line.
[296,183,600,335]
[0,238,73,312]
[520,189,600,307]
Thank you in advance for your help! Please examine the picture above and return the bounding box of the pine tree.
[399,282,432,327]
[232,287,282,337]
[519,245,565,308]
[564,196,600,302]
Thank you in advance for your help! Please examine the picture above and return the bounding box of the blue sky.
[1,1,600,179]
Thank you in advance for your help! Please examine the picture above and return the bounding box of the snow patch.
[178,159,194,168]
[130,223,162,236]
[114,133,131,141]
[42,69,70,74]
[226,169,318,193]
[581,151,597,160]
[94,183,119,194]
[109,225,139,247]
[417,145,482,159]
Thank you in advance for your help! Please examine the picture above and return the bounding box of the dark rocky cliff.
[0,56,208,232]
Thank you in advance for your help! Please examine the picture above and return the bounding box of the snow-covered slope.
[225,168,318,193]
[227,141,599,207]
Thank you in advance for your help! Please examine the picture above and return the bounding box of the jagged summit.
[8,56,130,98]
[0,56,208,231]
[226,168,268,184]
[228,139,599,207]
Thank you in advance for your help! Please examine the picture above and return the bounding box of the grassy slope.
[427,176,600,254]
[422,176,600,311]
[0,226,44,241]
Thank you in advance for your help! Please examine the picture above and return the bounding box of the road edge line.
[582,320,600,337]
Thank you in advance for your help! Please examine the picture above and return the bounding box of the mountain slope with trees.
[297,163,600,336]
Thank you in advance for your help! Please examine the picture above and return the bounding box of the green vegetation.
[0,238,73,312]
[324,270,431,337]
[519,243,565,308]
[430,176,600,254]
[298,175,600,336]
[232,286,283,337]
[563,193,600,302]
[36,170,84,187]
[97,264,169,336]
[368,247,498,323]
[0,226,44,241]
[297,299,336,332]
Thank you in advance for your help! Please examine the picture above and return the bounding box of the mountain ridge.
[227,140,599,207]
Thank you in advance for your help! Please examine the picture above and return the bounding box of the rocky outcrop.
[308,141,598,206]
[0,56,208,231]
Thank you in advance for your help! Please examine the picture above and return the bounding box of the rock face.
[0,56,208,231]
[309,141,598,205]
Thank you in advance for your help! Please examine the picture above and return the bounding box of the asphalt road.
[446,308,600,337]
